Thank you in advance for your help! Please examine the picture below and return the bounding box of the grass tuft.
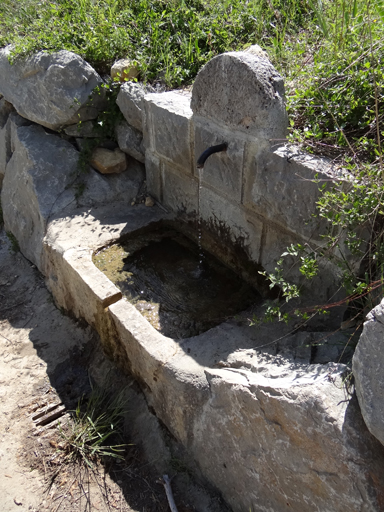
[59,384,128,468]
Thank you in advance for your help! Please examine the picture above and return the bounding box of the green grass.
[6,230,20,252]
[0,0,313,83]
[0,0,382,161]
[59,384,128,468]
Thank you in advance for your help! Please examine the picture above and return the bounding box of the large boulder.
[0,47,105,130]
[1,124,80,268]
[353,298,384,446]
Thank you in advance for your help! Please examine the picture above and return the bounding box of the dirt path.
[0,227,219,512]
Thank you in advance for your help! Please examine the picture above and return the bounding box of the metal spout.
[196,143,228,169]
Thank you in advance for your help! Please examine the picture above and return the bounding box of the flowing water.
[93,226,261,339]
[197,166,204,268]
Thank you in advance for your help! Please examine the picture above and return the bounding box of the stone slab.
[191,51,288,139]
[1,124,79,268]
[144,91,192,172]
[162,164,198,216]
[244,144,345,241]
[194,119,244,202]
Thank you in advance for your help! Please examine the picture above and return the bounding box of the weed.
[59,384,128,468]
[74,79,123,180]
[74,181,86,199]
[6,231,20,253]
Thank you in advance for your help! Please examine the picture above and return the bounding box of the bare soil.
[0,226,219,512]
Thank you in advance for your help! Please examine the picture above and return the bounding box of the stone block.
[194,119,244,202]
[162,165,198,215]
[353,298,384,446]
[44,245,122,329]
[143,91,192,172]
[116,81,146,131]
[199,187,263,262]
[195,367,384,512]
[116,119,144,163]
[191,51,288,140]
[0,46,104,130]
[244,144,345,241]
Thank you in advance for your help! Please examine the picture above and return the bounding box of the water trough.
[1,46,384,511]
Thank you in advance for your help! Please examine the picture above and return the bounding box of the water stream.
[197,166,204,269]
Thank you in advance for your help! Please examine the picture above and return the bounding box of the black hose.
[196,143,228,168]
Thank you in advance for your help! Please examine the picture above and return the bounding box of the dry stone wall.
[0,47,384,512]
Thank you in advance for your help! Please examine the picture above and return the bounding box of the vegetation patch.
[6,230,20,253]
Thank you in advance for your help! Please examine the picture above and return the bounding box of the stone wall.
[140,52,352,306]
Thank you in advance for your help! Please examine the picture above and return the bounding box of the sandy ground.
[0,226,87,511]
[0,226,225,512]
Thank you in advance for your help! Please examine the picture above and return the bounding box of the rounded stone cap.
[191,52,288,139]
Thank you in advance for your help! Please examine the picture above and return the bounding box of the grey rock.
[1,124,79,269]
[0,47,104,130]
[116,81,146,131]
[0,97,13,128]
[191,51,288,139]
[196,367,384,512]
[78,158,145,207]
[353,298,384,446]
[0,99,15,186]
[1,123,144,270]
[64,121,100,138]
[0,112,32,188]
[115,120,145,163]
[145,152,161,201]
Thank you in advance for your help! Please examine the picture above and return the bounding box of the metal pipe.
[196,143,228,168]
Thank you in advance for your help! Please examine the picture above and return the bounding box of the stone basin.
[40,201,384,512]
